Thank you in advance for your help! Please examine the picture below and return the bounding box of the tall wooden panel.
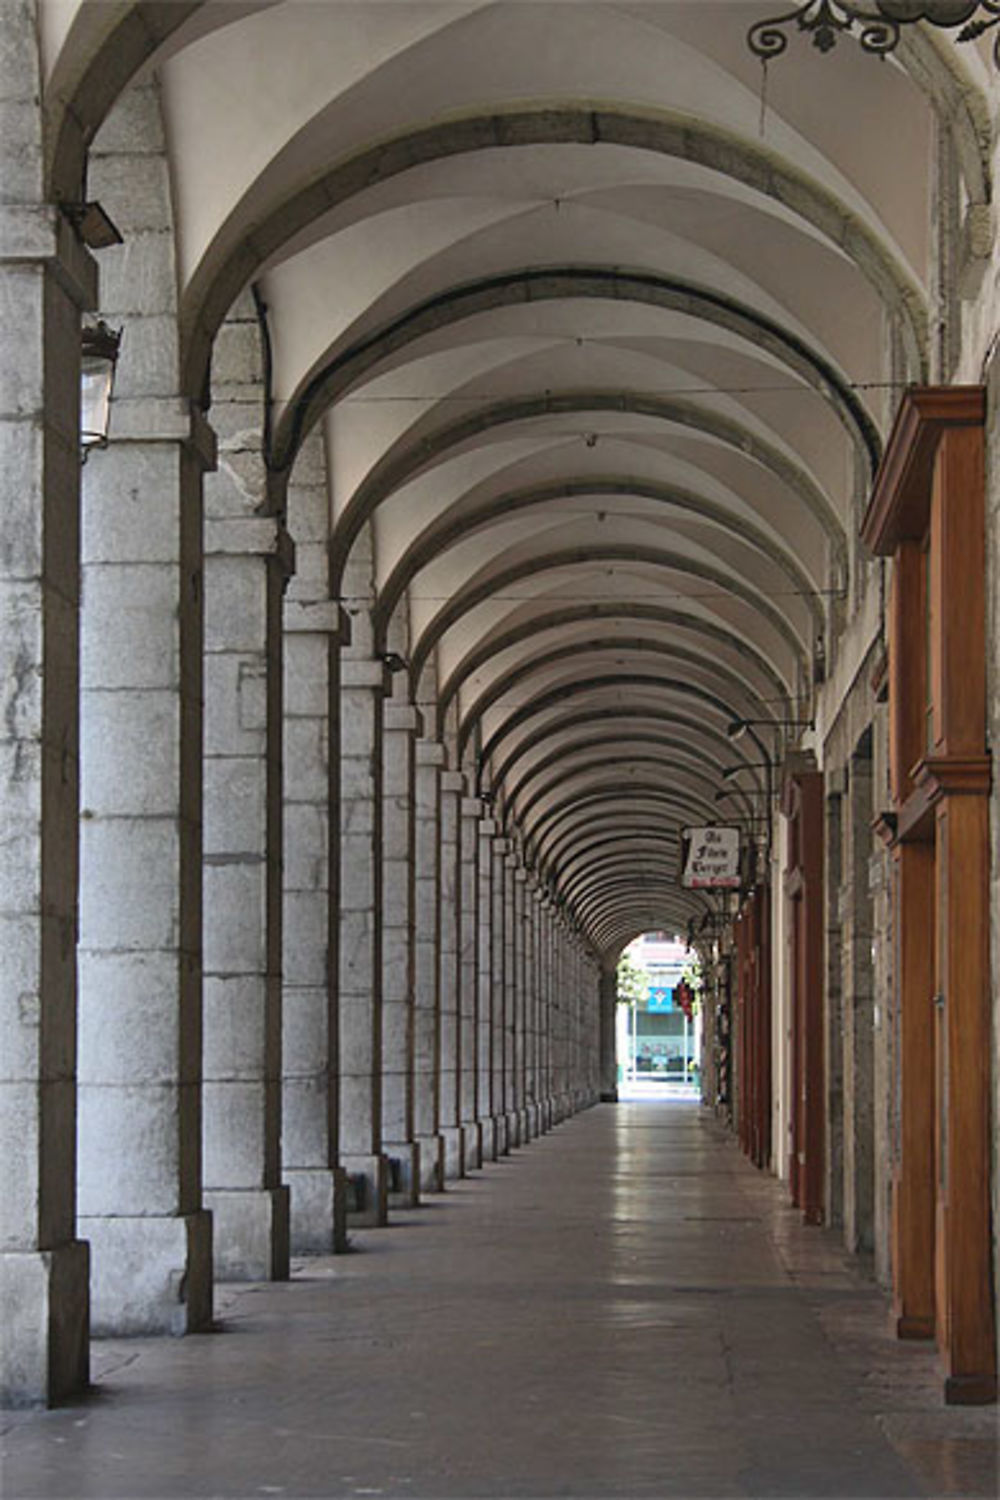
[783,770,825,1226]
[862,386,996,1405]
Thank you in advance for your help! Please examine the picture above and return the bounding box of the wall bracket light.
[726,717,813,739]
[61,200,124,250]
[80,320,122,458]
[748,2,1000,67]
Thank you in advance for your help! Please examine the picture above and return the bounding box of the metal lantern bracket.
[80,320,123,459]
[748,2,1000,67]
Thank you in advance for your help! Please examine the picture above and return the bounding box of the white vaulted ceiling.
[43,0,993,954]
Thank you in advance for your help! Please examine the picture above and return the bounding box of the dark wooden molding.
[860,387,985,555]
[912,754,992,802]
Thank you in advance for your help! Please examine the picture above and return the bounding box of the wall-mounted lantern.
[80,321,122,458]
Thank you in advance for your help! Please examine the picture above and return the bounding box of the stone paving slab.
[2,1102,996,1498]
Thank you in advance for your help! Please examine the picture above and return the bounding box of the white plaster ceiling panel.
[49,0,975,941]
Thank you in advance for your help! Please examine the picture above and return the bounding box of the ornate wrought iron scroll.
[747,2,1000,67]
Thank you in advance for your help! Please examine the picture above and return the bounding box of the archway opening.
[615,932,701,1102]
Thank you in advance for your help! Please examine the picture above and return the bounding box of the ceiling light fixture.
[748,2,999,66]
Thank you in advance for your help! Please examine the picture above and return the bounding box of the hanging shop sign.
[680,826,741,888]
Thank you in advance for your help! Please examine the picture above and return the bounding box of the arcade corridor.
[3,0,1000,1429]
[3,1102,996,1500]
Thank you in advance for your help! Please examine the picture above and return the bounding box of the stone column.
[503,851,520,1148]
[537,899,552,1129]
[413,738,446,1191]
[523,881,540,1137]
[282,592,347,1254]
[491,837,510,1154]
[476,817,497,1160]
[0,188,96,1401]
[459,797,483,1168]
[438,770,465,1178]
[77,398,215,1335]
[201,513,291,1281]
[381,699,419,1205]
[339,656,389,1224]
[599,967,619,1101]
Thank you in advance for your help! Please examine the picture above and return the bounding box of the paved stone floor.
[3,1102,997,1499]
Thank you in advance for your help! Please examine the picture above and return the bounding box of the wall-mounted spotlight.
[61,201,124,250]
[80,321,122,458]
[379,650,408,673]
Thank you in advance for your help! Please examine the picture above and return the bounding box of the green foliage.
[616,952,650,1005]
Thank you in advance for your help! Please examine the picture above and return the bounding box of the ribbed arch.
[378,472,829,642]
[455,636,800,766]
[339,389,846,595]
[489,705,746,798]
[477,675,769,778]
[436,602,790,736]
[177,103,930,398]
[268,267,882,476]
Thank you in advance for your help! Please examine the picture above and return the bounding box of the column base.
[384,1142,421,1207]
[204,1186,290,1282]
[479,1116,500,1162]
[462,1121,483,1170]
[944,1372,997,1405]
[284,1167,350,1255]
[504,1109,522,1150]
[441,1125,466,1180]
[0,1241,90,1408]
[342,1154,389,1227]
[895,1312,934,1341]
[82,1210,213,1336]
[600,1089,620,1103]
[416,1135,445,1192]
[518,1105,534,1142]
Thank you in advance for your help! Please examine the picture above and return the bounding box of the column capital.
[283,600,349,638]
[478,817,497,837]
[205,515,290,559]
[441,770,466,794]
[384,703,421,734]
[461,797,484,819]
[341,657,386,690]
[0,204,97,307]
[109,398,218,471]
[416,739,447,768]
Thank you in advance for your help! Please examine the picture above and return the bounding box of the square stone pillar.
[438,770,465,1179]
[514,867,532,1140]
[459,797,483,1168]
[0,202,96,1404]
[339,656,389,1225]
[202,515,292,1281]
[476,818,498,1159]
[381,699,419,1206]
[491,836,510,1154]
[77,397,216,1336]
[502,852,519,1146]
[414,740,447,1191]
[599,968,619,1102]
[282,596,348,1254]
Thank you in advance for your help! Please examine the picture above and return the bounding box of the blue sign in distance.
[647,986,674,1012]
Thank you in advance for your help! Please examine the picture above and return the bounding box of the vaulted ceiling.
[44,0,994,956]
